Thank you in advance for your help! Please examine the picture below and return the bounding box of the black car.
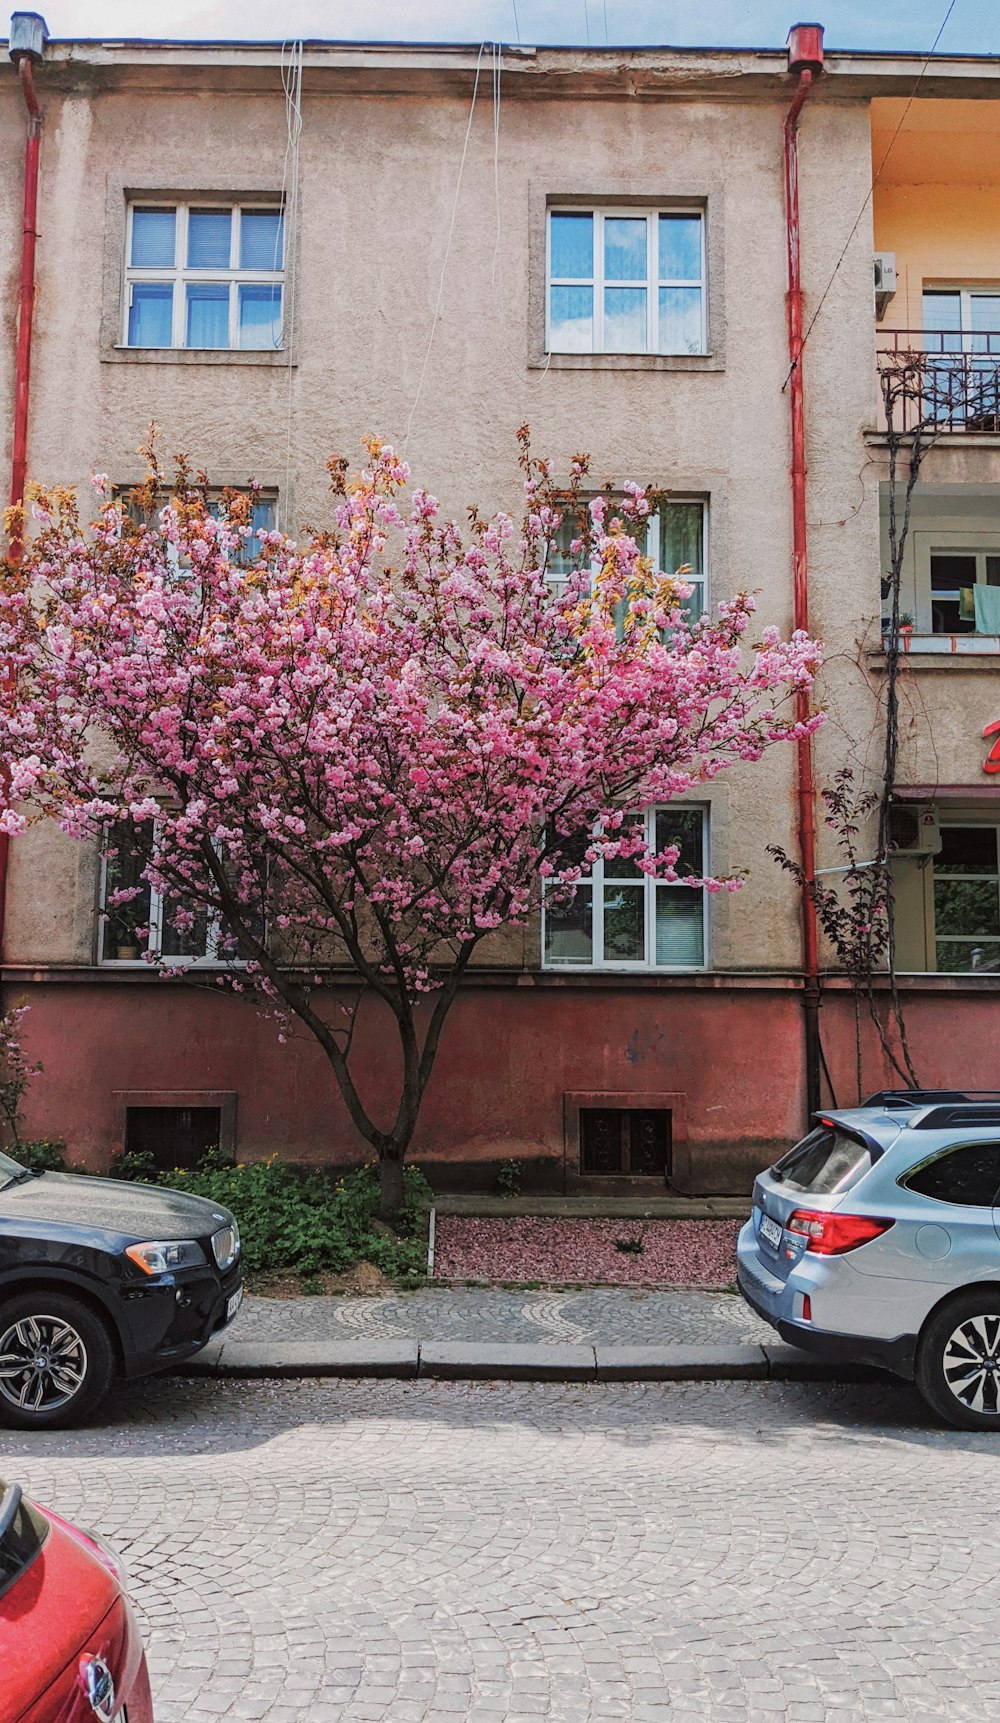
[0,1149,243,1429]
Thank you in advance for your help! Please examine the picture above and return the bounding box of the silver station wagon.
[737,1091,1000,1429]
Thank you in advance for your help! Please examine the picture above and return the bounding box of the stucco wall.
[0,59,881,974]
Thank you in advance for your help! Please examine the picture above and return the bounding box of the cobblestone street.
[6,1375,1000,1722]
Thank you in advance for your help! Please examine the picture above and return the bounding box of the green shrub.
[14,1138,66,1172]
[497,1158,522,1198]
[114,1155,432,1280]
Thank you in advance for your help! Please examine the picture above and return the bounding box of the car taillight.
[787,1210,894,1255]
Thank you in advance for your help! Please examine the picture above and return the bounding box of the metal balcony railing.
[876,330,1000,435]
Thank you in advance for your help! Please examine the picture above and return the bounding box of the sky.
[24,0,1000,56]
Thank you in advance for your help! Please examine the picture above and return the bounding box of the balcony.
[876,332,1000,436]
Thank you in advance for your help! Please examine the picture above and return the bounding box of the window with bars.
[124,202,284,351]
[547,208,705,356]
[580,1107,671,1177]
[543,806,707,971]
[544,495,707,624]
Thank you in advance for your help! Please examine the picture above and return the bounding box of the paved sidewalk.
[182,1288,881,1385]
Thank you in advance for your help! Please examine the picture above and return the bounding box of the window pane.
[655,887,704,965]
[550,212,593,279]
[934,877,1000,938]
[127,282,173,347]
[549,284,593,352]
[240,209,284,270]
[160,899,212,961]
[103,826,152,959]
[604,287,646,352]
[186,283,230,348]
[544,884,593,964]
[937,826,998,874]
[906,1142,1000,1207]
[655,808,703,876]
[238,284,283,350]
[604,217,647,282]
[604,813,646,881]
[936,939,1000,973]
[603,884,645,961]
[969,295,1000,354]
[659,215,702,281]
[923,291,962,351]
[187,209,232,269]
[131,207,176,267]
[659,502,704,577]
[658,286,703,354]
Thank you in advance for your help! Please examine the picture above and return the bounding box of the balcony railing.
[876,330,1000,435]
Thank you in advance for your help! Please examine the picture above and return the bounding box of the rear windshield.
[0,1483,49,1600]
[769,1127,875,1196]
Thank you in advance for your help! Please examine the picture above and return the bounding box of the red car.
[1,1477,153,1723]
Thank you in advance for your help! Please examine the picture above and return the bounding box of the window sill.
[530,350,723,374]
[102,346,293,367]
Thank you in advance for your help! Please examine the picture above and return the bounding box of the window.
[119,488,277,567]
[924,288,1000,357]
[99,821,261,966]
[546,497,706,624]
[543,806,707,970]
[928,550,1000,635]
[770,1127,876,1197]
[124,202,284,351]
[580,1107,671,1177]
[902,1141,1000,1208]
[547,208,705,356]
[126,1106,223,1173]
[932,824,1000,973]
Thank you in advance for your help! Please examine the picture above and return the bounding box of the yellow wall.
[872,98,1000,330]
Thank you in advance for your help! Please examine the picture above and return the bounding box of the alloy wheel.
[942,1314,1000,1417]
[0,1313,89,1413]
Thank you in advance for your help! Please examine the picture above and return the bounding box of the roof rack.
[862,1089,1000,1108]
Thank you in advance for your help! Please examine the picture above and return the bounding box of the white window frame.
[544,496,708,620]
[541,805,709,972]
[923,286,1000,353]
[546,206,707,356]
[124,201,285,352]
[98,821,242,969]
[932,821,1000,974]
[912,530,1000,639]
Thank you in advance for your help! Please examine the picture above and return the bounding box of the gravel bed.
[433,1215,741,1286]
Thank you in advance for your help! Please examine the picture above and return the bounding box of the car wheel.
[0,1293,117,1430]
[917,1293,1000,1431]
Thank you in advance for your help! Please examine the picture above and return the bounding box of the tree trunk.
[378,1150,405,1223]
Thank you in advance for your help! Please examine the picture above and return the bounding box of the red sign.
[984,720,1000,775]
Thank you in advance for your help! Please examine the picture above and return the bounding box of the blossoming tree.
[0,434,821,1217]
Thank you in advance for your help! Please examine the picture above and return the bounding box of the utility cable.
[782,0,959,391]
[404,42,487,455]
[511,0,521,43]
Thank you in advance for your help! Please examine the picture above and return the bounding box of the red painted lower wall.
[4,973,997,1193]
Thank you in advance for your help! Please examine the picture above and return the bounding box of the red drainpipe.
[0,13,48,960]
[784,23,824,1120]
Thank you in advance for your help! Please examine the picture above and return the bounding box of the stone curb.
[175,1339,885,1385]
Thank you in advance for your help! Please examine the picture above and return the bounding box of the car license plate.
[759,1214,783,1250]
[226,1286,244,1323]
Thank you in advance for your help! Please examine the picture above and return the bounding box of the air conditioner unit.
[887,803,941,858]
[874,252,897,321]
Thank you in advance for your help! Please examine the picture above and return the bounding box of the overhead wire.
[403,42,488,455]
[511,0,521,44]
[782,0,959,391]
[279,38,304,511]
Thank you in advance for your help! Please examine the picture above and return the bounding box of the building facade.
[1,22,998,1192]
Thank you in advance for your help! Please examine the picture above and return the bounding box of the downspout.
[783,23,824,1120]
[0,11,47,960]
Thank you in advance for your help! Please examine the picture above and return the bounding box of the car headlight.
[125,1239,207,1276]
[211,1221,240,1271]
